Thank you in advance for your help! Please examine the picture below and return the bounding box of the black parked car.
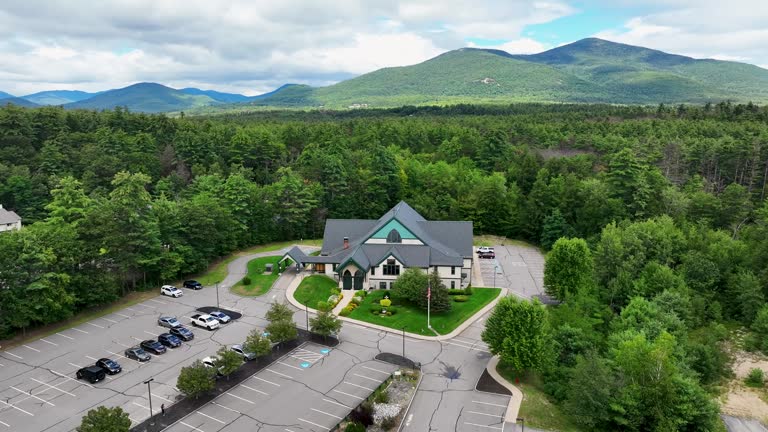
[183,280,203,290]
[96,358,122,375]
[140,340,167,355]
[158,333,182,348]
[125,347,151,362]
[170,326,195,341]
[76,366,106,383]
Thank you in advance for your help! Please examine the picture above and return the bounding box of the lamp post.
[402,326,406,359]
[305,302,310,331]
[516,417,525,432]
[215,281,220,310]
[493,264,499,288]
[144,378,155,425]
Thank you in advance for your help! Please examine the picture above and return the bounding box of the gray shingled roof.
[318,201,472,270]
[0,207,20,225]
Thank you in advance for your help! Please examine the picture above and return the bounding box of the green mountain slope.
[0,97,41,108]
[65,83,218,113]
[179,88,248,103]
[515,38,768,103]
[23,90,97,105]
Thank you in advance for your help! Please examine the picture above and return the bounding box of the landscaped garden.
[294,275,339,309]
[230,255,283,296]
[345,287,501,335]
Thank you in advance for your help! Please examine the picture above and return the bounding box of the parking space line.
[472,400,507,408]
[285,429,296,432]
[22,345,40,352]
[86,355,98,361]
[0,362,4,367]
[10,386,55,406]
[102,318,118,324]
[153,394,173,403]
[277,361,303,371]
[85,322,105,329]
[464,422,502,430]
[343,381,374,391]
[148,299,166,305]
[144,331,158,336]
[362,365,389,375]
[30,377,76,397]
[298,418,327,430]
[4,352,23,360]
[107,350,130,360]
[0,399,33,416]
[71,328,89,334]
[212,402,240,414]
[51,369,94,388]
[55,332,74,340]
[116,342,132,348]
[239,384,268,395]
[468,411,502,418]
[68,362,82,369]
[180,421,206,432]
[442,341,490,353]
[0,419,9,427]
[353,373,381,383]
[115,313,130,319]
[252,376,279,387]
[196,411,225,424]
[224,393,255,404]
[311,408,342,419]
[133,401,149,410]
[332,389,363,400]
[125,307,137,312]
[39,338,58,346]
[139,304,157,309]
[322,398,351,409]
[131,336,143,342]
[265,369,292,379]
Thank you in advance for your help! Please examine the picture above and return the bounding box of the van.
[76,366,106,383]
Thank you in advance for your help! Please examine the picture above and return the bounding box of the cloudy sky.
[1,0,766,96]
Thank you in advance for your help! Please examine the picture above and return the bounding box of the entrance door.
[316,263,325,273]
[342,270,352,290]
[354,270,363,290]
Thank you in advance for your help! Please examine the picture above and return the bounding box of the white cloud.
[0,0,576,95]
[486,38,549,54]
[594,1,768,67]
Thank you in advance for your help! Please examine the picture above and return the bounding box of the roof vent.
[343,237,349,249]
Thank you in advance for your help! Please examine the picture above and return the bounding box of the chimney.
[343,237,349,249]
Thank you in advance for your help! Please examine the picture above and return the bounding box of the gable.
[370,219,417,240]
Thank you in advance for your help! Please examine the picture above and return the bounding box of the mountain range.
[1,38,767,113]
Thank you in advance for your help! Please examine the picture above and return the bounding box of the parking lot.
[476,244,545,300]
[0,288,260,432]
[165,343,396,432]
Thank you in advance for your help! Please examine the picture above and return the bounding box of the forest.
[1,102,767,430]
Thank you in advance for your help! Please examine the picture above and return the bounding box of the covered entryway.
[343,270,353,290]
[354,270,363,290]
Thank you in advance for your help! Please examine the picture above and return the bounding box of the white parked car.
[209,311,231,324]
[160,285,183,297]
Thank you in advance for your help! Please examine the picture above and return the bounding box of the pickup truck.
[477,247,495,259]
[190,314,220,330]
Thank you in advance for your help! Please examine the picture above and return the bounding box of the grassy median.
[294,275,338,309]
[230,256,283,296]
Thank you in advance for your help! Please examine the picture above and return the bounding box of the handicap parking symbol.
[301,362,311,368]
[320,349,330,354]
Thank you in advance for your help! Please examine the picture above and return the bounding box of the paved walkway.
[486,356,524,424]
[332,289,354,315]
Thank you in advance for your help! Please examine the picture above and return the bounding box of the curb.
[285,272,508,341]
[398,364,424,432]
[486,356,523,424]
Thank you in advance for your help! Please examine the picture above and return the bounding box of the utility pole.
[144,378,155,425]
[215,281,220,310]
[516,417,525,432]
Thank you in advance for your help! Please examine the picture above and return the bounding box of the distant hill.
[0,97,41,108]
[22,90,98,105]
[247,38,768,108]
[246,84,318,106]
[0,91,14,99]
[179,88,248,103]
[65,83,218,113]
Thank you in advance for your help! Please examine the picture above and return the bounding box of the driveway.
[476,244,545,300]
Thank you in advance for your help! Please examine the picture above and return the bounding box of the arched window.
[386,229,402,243]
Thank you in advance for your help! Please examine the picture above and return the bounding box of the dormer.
[365,219,424,245]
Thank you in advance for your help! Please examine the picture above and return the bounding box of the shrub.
[370,306,382,314]
[350,296,362,305]
[381,416,397,430]
[316,301,331,312]
[454,295,469,302]
[373,388,389,403]
[746,368,765,387]
[345,422,366,432]
[464,286,473,295]
[242,276,252,286]
[387,306,398,315]
[380,299,392,307]
[330,288,341,296]
[340,306,354,317]
[447,289,465,295]
[349,402,373,426]
[355,290,367,297]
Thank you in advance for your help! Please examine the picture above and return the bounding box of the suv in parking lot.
[209,311,231,324]
[183,280,203,290]
[231,344,257,361]
[158,316,181,328]
[170,326,195,341]
[160,285,183,297]
[125,347,151,362]
[477,246,495,259]
[96,358,122,375]
[76,366,106,383]
[158,333,182,348]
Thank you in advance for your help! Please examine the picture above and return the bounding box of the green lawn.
[195,239,321,286]
[294,276,338,309]
[347,288,501,335]
[231,256,282,296]
[496,364,584,432]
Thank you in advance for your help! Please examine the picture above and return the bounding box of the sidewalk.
[332,290,354,315]
[284,271,507,341]
[486,356,523,424]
